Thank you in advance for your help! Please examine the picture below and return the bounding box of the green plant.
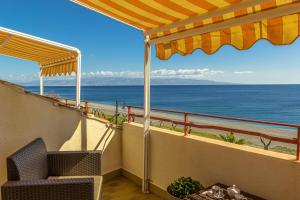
[167,177,203,199]
[219,132,245,145]
[270,146,296,155]
[108,113,128,126]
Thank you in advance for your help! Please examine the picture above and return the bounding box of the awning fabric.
[73,0,300,60]
[0,27,79,76]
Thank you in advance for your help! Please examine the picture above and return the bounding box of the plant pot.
[167,193,182,200]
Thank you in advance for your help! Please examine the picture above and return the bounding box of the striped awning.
[0,27,80,76]
[72,0,300,60]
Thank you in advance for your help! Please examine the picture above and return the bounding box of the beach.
[26,85,300,125]
[88,102,297,152]
[27,84,300,154]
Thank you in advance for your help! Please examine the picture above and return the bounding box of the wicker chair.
[1,138,102,200]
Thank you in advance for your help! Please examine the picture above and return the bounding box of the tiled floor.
[102,176,163,200]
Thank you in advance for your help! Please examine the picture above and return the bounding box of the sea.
[26,85,300,125]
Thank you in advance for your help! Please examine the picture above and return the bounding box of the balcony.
[1,81,300,200]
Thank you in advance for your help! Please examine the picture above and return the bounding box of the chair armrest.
[47,151,101,176]
[1,178,94,200]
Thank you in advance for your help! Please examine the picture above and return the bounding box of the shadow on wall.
[81,117,122,175]
[80,116,115,153]
[0,81,82,185]
[81,116,87,150]
[93,122,114,151]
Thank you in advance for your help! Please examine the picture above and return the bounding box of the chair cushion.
[48,176,103,200]
[7,138,48,180]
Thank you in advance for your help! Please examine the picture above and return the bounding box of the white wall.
[123,122,300,200]
[0,81,121,190]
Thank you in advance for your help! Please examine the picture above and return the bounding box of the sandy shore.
[88,102,297,151]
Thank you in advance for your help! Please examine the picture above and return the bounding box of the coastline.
[26,84,300,125]
[88,102,297,152]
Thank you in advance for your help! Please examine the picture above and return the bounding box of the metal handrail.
[127,105,300,160]
[128,106,300,128]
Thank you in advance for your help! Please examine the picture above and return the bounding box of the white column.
[39,68,44,95]
[143,37,151,193]
[76,54,81,108]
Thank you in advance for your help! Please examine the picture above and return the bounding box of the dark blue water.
[26,85,300,124]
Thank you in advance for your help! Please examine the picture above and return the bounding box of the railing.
[58,98,127,126]
[127,105,300,160]
[53,97,89,113]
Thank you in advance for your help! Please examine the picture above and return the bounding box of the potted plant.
[167,177,203,199]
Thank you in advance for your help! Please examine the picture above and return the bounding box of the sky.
[1,0,300,84]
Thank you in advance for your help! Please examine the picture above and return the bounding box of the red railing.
[127,105,300,160]
[55,97,89,113]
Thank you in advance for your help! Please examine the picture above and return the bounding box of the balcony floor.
[102,176,163,200]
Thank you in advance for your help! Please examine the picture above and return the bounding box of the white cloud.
[0,72,77,83]
[83,70,142,78]
[82,68,224,80]
[0,68,224,83]
[0,73,39,82]
[234,71,254,74]
[151,68,224,79]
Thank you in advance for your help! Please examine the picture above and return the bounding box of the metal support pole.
[39,68,44,95]
[297,127,300,160]
[128,106,132,123]
[143,37,151,193]
[85,101,89,114]
[184,113,188,136]
[115,100,119,125]
[76,54,81,108]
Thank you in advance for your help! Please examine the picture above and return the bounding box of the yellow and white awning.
[0,27,80,76]
[72,0,300,59]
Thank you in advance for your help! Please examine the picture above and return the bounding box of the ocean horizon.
[26,84,300,125]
